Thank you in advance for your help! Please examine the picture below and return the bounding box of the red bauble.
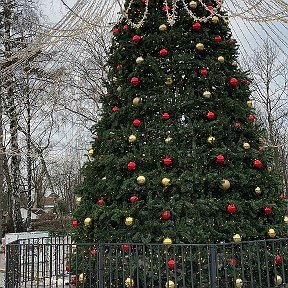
[162,112,170,120]
[167,258,175,269]
[133,119,141,127]
[253,159,263,169]
[72,220,78,228]
[214,35,222,42]
[160,48,168,57]
[112,106,119,112]
[71,276,77,285]
[113,27,119,34]
[122,244,130,251]
[65,265,71,272]
[229,77,238,87]
[206,111,215,120]
[192,22,201,31]
[207,5,214,11]
[163,157,173,166]
[233,122,241,127]
[226,204,237,214]
[248,114,255,122]
[216,154,225,165]
[128,161,137,171]
[241,78,248,85]
[123,24,129,32]
[200,69,208,76]
[264,207,272,215]
[163,5,170,12]
[228,258,238,266]
[276,255,282,265]
[280,193,285,200]
[130,195,139,203]
[162,210,171,220]
[131,77,140,86]
[132,35,141,43]
[98,199,104,206]
[141,0,147,3]
[90,249,97,255]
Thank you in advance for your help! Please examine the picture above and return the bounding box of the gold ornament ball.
[165,136,173,144]
[221,179,231,190]
[233,234,241,243]
[76,196,82,205]
[125,277,134,287]
[163,237,173,245]
[207,136,216,144]
[128,134,137,143]
[189,1,197,9]
[259,137,265,145]
[275,275,282,285]
[212,15,219,24]
[247,100,253,108]
[243,142,250,150]
[165,280,175,288]
[117,86,123,93]
[125,216,134,227]
[159,24,167,32]
[284,216,288,224]
[84,217,92,227]
[255,187,262,194]
[165,77,173,86]
[203,90,212,99]
[136,56,144,64]
[79,273,86,283]
[88,148,94,157]
[162,177,171,187]
[218,56,225,63]
[196,43,204,51]
[235,278,243,288]
[137,175,146,185]
[132,97,141,106]
[268,228,276,238]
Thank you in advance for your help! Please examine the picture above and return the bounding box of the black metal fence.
[4,236,288,287]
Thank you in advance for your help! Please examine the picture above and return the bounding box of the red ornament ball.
[132,35,141,44]
[200,69,208,76]
[233,122,241,127]
[192,22,201,31]
[162,210,171,220]
[98,199,104,206]
[280,193,285,200]
[123,24,129,32]
[131,77,140,86]
[141,0,147,3]
[133,119,141,127]
[241,78,248,85]
[65,265,71,272]
[206,111,215,120]
[71,276,77,285]
[253,159,263,169]
[130,195,139,203]
[214,35,222,42]
[163,5,170,12]
[113,27,119,34]
[167,258,175,269]
[207,5,214,11]
[160,48,168,57]
[276,255,282,265]
[112,106,119,112]
[72,220,78,228]
[162,112,170,120]
[248,114,255,122]
[216,154,225,165]
[128,161,137,171]
[264,207,272,215]
[163,157,173,166]
[122,244,130,251]
[90,248,97,255]
[228,258,238,266]
[229,77,238,87]
[226,204,237,214]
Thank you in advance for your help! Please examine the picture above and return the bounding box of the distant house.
[43,193,59,212]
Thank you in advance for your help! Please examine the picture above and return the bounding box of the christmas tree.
[71,0,287,286]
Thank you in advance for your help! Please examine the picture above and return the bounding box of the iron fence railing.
[4,236,288,287]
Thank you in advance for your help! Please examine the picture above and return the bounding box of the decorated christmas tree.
[70,0,288,287]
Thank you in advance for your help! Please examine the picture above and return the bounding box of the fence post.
[209,244,218,288]
[98,244,105,288]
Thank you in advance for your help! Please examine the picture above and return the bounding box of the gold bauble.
[163,237,173,245]
[195,43,204,51]
[189,1,197,9]
[125,216,134,227]
[218,56,225,63]
[203,90,212,99]
[247,100,253,108]
[136,56,144,64]
[221,179,231,190]
[165,77,173,86]
[117,86,123,92]
[259,137,265,145]
[162,177,171,187]
[88,148,94,156]
[159,24,167,32]
[233,234,241,243]
[128,134,137,143]
[268,228,276,238]
[125,277,134,287]
[235,278,243,288]
[207,136,216,144]
[165,136,173,144]
[132,97,141,106]
[255,187,262,194]
[243,142,250,150]
[79,273,86,283]
[284,216,288,224]
[275,275,282,285]
[212,16,219,24]
[76,196,82,205]
[84,217,92,227]
[165,280,175,288]
[137,175,146,185]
